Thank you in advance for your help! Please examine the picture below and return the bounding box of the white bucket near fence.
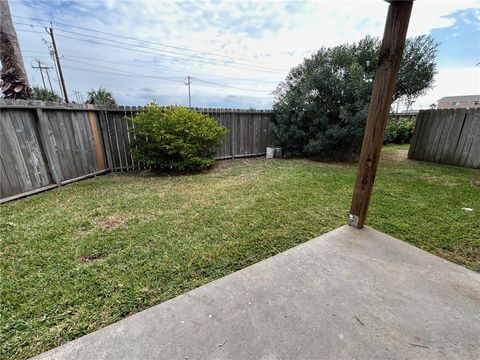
[266,147,282,159]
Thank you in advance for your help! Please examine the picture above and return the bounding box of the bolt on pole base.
[347,214,361,228]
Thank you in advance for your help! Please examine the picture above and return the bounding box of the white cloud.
[11,0,480,108]
[412,66,480,109]
[408,0,479,36]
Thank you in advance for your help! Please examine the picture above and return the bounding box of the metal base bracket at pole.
[347,214,360,228]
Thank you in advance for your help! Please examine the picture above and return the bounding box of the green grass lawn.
[1,145,479,359]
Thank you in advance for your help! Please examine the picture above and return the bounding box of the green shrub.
[384,117,415,145]
[129,104,228,171]
[32,87,62,102]
[272,35,437,160]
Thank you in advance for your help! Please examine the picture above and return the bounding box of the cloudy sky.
[10,0,480,109]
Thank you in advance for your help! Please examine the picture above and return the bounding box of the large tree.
[273,35,438,160]
[0,0,32,99]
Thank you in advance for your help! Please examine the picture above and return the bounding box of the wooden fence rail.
[0,101,274,202]
[408,108,479,169]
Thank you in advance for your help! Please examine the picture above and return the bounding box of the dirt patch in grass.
[470,177,480,189]
[79,253,105,262]
[443,180,460,187]
[211,157,272,172]
[210,159,233,173]
[424,175,460,188]
[97,214,128,230]
[380,148,409,162]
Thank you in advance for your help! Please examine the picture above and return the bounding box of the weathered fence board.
[1,102,275,202]
[464,109,480,168]
[97,110,114,172]
[35,108,62,185]
[0,109,52,198]
[408,108,479,169]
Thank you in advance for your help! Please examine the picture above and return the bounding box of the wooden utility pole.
[50,51,65,99]
[32,59,54,92]
[32,60,47,90]
[46,24,69,103]
[0,0,32,99]
[348,0,413,229]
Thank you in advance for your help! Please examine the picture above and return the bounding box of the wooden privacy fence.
[408,108,479,169]
[0,101,274,202]
[102,107,274,171]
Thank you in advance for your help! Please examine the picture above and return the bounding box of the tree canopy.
[32,87,62,102]
[272,35,438,160]
[86,87,116,105]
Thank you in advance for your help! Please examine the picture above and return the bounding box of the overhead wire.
[61,64,273,93]
[22,50,280,84]
[17,27,286,75]
[16,17,281,97]
[13,15,278,66]
[13,17,288,72]
[23,51,275,93]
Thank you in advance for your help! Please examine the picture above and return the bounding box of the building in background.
[437,95,480,109]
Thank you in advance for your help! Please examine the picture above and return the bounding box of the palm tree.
[32,87,62,102]
[0,0,32,99]
[86,87,116,105]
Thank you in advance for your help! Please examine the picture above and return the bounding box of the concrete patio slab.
[33,225,480,360]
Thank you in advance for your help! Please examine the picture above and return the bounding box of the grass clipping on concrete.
[1,145,479,359]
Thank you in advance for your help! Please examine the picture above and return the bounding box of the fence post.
[96,110,114,172]
[34,108,62,185]
[230,109,236,159]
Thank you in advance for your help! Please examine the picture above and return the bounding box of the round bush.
[129,104,228,171]
[384,117,415,145]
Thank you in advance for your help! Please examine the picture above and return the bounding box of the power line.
[62,57,179,80]
[23,52,280,84]
[18,23,256,70]
[62,57,280,84]
[17,27,285,75]
[73,90,83,103]
[60,64,274,93]
[16,20,277,99]
[31,59,53,92]
[191,77,273,93]
[52,33,286,74]
[14,20,287,73]
[61,65,183,83]
[13,15,285,68]
[51,27,286,73]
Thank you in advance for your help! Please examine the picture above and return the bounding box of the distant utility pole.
[73,90,83,103]
[44,65,54,93]
[184,75,191,107]
[31,59,54,92]
[46,23,68,102]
